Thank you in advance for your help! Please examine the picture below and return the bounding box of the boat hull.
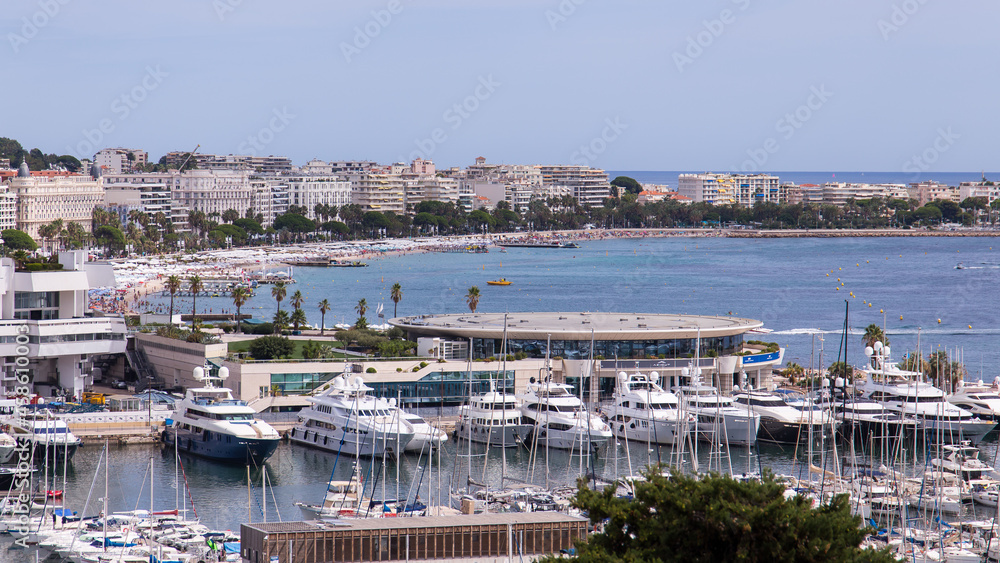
[525,425,611,451]
[694,413,759,446]
[456,421,532,446]
[16,438,79,464]
[757,418,828,444]
[164,428,279,464]
[914,419,995,445]
[288,425,413,457]
[609,418,692,446]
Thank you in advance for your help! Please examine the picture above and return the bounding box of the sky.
[3,1,997,172]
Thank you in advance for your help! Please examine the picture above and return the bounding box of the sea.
[609,170,1000,190]
[9,213,1000,559]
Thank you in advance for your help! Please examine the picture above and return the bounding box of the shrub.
[366,367,377,373]
[412,366,420,372]
[396,367,403,372]
[248,335,294,360]
[252,323,274,335]
[419,361,428,369]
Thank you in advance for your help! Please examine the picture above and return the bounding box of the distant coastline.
[514,227,1000,240]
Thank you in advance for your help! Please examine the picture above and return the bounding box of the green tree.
[271,280,287,314]
[231,286,250,333]
[272,309,290,333]
[610,176,643,196]
[390,282,402,318]
[549,466,894,563]
[94,225,125,254]
[164,275,182,321]
[466,286,480,313]
[248,335,294,360]
[290,290,304,311]
[188,275,203,322]
[233,218,264,236]
[290,307,307,331]
[317,298,331,335]
[272,213,316,233]
[355,298,368,329]
[861,323,888,348]
[828,361,854,379]
[1,229,37,251]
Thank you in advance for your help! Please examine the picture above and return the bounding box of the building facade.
[540,165,610,207]
[9,163,104,239]
[678,173,781,206]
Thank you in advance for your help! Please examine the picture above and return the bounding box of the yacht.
[295,465,364,520]
[7,412,82,463]
[398,410,448,452]
[518,377,612,451]
[947,381,1000,421]
[675,373,759,446]
[456,385,532,446]
[0,430,16,464]
[930,442,999,482]
[163,366,281,464]
[733,389,831,444]
[826,395,916,443]
[857,343,995,444]
[600,371,694,445]
[289,375,415,457]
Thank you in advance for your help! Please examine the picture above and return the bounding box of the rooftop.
[391,312,761,340]
[244,512,585,534]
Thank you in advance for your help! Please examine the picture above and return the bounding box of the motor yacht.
[7,411,82,463]
[518,377,611,451]
[857,343,995,444]
[733,389,831,444]
[163,366,280,464]
[456,384,532,447]
[947,380,1000,421]
[398,410,448,453]
[826,395,916,443]
[674,370,759,446]
[289,375,415,457]
[600,371,694,445]
[930,442,999,482]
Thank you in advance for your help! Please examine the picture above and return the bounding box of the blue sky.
[3,1,996,172]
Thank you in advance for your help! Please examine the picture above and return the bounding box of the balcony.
[0,317,127,357]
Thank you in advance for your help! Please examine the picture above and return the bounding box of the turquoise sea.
[158,236,1000,377]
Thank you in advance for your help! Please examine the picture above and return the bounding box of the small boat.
[487,278,512,286]
[956,262,965,269]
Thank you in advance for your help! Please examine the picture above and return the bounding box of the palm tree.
[231,287,250,333]
[861,323,889,348]
[291,290,304,311]
[390,283,402,318]
[272,309,290,334]
[318,299,331,335]
[466,286,480,313]
[271,280,287,315]
[356,298,368,318]
[164,275,182,322]
[188,275,203,322]
[290,308,307,332]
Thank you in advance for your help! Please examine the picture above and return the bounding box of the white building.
[285,175,352,219]
[959,181,1000,205]
[9,163,104,239]
[170,170,254,219]
[350,173,405,213]
[0,251,127,399]
[540,165,610,207]
[103,174,173,226]
[678,173,781,206]
[95,148,147,174]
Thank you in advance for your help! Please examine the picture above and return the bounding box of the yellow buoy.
[868,303,872,307]
[838,267,842,270]
[836,287,840,291]
[899,315,903,320]
[968,325,973,329]
[856,263,860,267]
[826,273,830,277]
[937,318,941,323]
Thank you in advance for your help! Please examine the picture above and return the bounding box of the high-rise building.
[350,174,405,213]
[677,173,781,206]
[95,148,147,174]
[539,165,610,207]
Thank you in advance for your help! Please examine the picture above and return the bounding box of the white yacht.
[675,372,759,446]
[947,380,1000,421]
[827,396,916,443]
[518,377,612,451]
[7,411,82,463]
[0,431,15,464]
[398,411,448,453]
[930,442,999,482]
[295,465,365,520]
[163,366,281,464]
[457,385,532,447]
[733,389,831,444]
[289,375,415,457]
[857,343,995,444]
[600,371,694,446]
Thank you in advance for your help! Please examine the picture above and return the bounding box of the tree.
[1,229,37,251]
[271,280,287,314]
[272,213,316,233]
[828,361,854,379]
[231,287,250,333]
[94,225,125,254]
[221,209,241,223]
[861,323,888,348]
[318,298,331,335]
[248,335,294,360]
[272,309,290,333]
[290,290,304,311]
[290,307,307,331]
[610,176,643,196]
[188,275,203,321]
[390,283,402,318]
[466,286,480,313]
[355,297,368,328]
[164,275,182,321]
[548,466,895,563]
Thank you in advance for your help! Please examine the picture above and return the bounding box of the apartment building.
[95,148,147,174]
[677,173,781,206]
[163,152,292,175]
[540,165,610,207]
[284,175,352,219]
[350,173,405,213]
[907,181,960,206]
[170,169,255,219]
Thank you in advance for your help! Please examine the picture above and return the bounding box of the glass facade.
[366,371,514,407]
[472,334,743,360]
[270,372,338,395]
[14,291,61,321]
